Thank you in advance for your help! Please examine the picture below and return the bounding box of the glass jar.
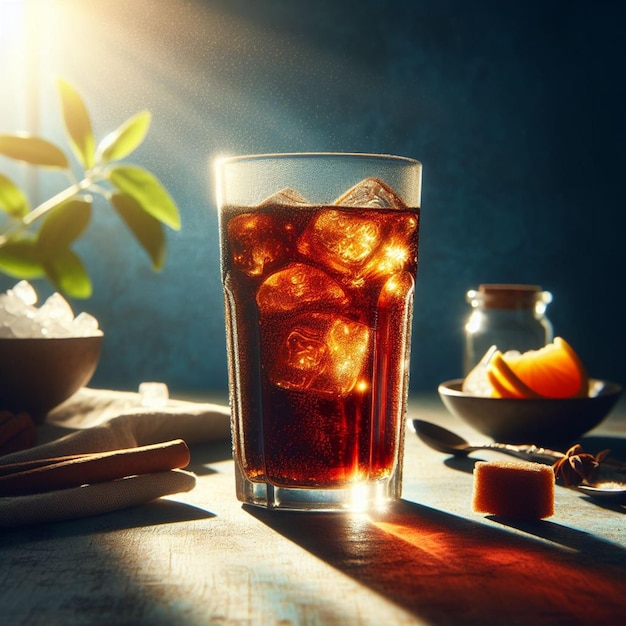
[463,284,553,375]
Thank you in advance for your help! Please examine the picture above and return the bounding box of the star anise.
[552,444,611,487]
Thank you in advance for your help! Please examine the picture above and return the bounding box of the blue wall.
[1,0,625,393]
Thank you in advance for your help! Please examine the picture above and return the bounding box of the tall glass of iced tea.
[216,153,422,511]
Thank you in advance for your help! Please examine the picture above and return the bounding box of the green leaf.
[0,238,45,278]
[44,248,92,299]
[36,198,92,260]
[56,78,95,169]
[111,192,166,269]
[0,174,29,217]
[96,111,151,164]
[0,134,69,168]
[108,165,180,230]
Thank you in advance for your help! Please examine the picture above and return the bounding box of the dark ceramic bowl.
[0,335,103,423]
[438,378,623,445]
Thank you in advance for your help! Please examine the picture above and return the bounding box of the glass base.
[235,462,402,512]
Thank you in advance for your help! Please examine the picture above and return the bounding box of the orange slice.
[486,352,539,398]
[486,368,521,398]
[489,337,588,399]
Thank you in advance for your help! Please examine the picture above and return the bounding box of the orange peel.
[467,337,589,399]
[487,352,539,398]
[498,337,588,399]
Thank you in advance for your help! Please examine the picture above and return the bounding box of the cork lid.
[468,284,548,310]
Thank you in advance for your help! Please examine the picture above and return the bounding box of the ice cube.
[72,311,102,336]
[333,177,407,209]
[268,313,371,397]
[0,284,38,336]
[9,314,45,338]
[35,293,74,326]
[0,291,31,317]
[0,281,101,338]
[30,293,74,337]
[139,382,169,407]
[11,280,38,306]
[358,212,418,281]
[257,187,310,207]
[227,212,295,277]
[297,209,382,274]
[256,263,349,314]
[298,207,417,285]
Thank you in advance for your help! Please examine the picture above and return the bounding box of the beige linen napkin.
[0,387,231,528]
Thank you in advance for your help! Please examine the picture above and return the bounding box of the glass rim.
[216,152,421,167]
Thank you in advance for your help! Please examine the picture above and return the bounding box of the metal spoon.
[412,419,564,463]
[412,419,626,501]
[577,483,626,503]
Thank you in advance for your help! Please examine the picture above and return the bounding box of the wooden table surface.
[1,393,625,625]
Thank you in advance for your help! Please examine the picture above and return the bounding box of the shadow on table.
[0,498,216,546]
[187,438,233,475]
[247,499,626,625]
[0,437,228,544]
[580,433,626,457]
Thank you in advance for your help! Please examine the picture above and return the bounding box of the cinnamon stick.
[0,439,191,496]
[0,453,92,477]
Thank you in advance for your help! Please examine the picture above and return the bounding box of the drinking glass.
[215,153,422,511]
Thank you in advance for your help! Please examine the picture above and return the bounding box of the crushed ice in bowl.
[0,280,103,338]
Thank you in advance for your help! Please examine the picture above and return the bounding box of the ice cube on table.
[268,312,371,397]
[227,212,295,277]
[139,382,169,407]
[333,177,407,209]
[256,263,349,314]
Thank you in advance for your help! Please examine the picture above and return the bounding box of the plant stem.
[22,179,90,225]
[0,177,94,247]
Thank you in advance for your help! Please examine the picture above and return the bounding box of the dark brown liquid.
[221,203,419,488]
